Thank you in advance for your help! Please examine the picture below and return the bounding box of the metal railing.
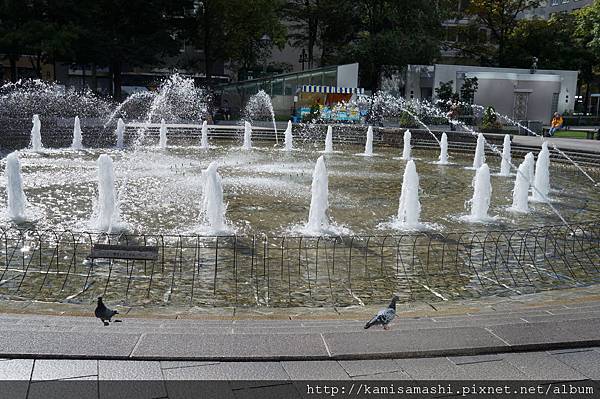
[1,222,599,307]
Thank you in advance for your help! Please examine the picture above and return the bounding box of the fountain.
[472,133,486,169]
[94,154,122,233]
[200,120,209,149]
[499,135,512,176]
[532,142,551,202]
[159,119,168,148]
[306,155,329,233]
[437,132,449,164]
[463,163,493,222]
[284,120,293,151]
[364,126,374,156]
[71,116,83,150]
[4,152,28,223]
[30,114,42,151]
[244,90,278,144]
[402,129,411,160]
[510,161,531,213]
[324,126,333,153]
[243,121,252,150]
[524,152,535,185]
[200,162,227,233]
[396,160,421,229]
[115,118,125,149]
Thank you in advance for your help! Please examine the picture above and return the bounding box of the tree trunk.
[112,61,122,101]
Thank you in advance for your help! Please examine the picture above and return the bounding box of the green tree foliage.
[460,77,479,104]
[464,0,541,66]
[481,105,502,132]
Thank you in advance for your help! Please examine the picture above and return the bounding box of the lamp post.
[299,48,308,71]
[260,34,272,75]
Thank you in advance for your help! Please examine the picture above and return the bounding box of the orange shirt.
[551,116,563,128]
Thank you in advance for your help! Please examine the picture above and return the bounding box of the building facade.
[406,64,578,123]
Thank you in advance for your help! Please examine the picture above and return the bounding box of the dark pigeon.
[95,297,118,326]
[364,296,399,330]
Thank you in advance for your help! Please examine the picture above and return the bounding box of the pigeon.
[95,297,118,326]
[364,296,399,330]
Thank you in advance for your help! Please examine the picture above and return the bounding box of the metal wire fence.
[1,222,599,307]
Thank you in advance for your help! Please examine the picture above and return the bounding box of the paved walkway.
[2,347,600,398]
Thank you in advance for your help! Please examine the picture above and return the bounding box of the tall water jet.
[532,142,551,202]
[324,126,333,153]
[306,156,329,232]
[437,132,449,164]
[465,163,493,222]
[94,154,121,233]
[402,129,412,160]
[5,152,28,223]
[284,120,293,151]
[524,152,535,185]
[200,162,227,232]
[499,134,511,176]
[115,118,125,149]
[472,133,486,169]
[510,161,530,213]
[71,116,83,150]
[200,120,209,149]
[364,126,374,156]
[243,121,252,150]
[30,114,42,151]
[396,160,421,228]
[158,119,168,148]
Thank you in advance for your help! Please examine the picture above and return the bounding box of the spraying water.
[324,126,333,153]
[306,155,329,233]
[284,120,293,151]
[524,152,535,185]
[30,114,42,151]
[364,126,374,156]
[200,162,227,233]
[71,116,83,150]
[115,118,125,149]
[499,135,511,176]
[243,121,252,150]
[472,133,486,169]
[437,132,449,164]
[200,120,209,149]
[402,129,412,160]
[5,152,28,223]
[465,163,493,222]
[158,119,168,148]
[396,160,421,228]
[510,161,530,213]
[94,154,121,233]
[532,142,551,202]
[244,90,278,144]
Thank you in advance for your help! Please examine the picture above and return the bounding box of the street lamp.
[299,48,308,71]
[259,34,272,75]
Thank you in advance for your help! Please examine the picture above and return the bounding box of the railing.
[1,222,599,307]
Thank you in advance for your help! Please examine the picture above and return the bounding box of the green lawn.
[553,130,593,139]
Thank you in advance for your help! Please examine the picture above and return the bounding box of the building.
[523,0,594,19]
[217,63,361,118]
[405,64,578,122]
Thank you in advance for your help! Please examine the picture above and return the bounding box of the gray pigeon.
[95,297,118,326]
[364,296,399,330]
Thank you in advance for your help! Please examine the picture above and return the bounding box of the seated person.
[548,112,563,136]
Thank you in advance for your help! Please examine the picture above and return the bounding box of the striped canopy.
[301,85,364,94]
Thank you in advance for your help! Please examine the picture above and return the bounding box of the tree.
[338,0,446,91]
[220,0,287,80]
[460,77,479,104]
[283,0,320,69]
[80,0,188,99]
[465,0,541,66]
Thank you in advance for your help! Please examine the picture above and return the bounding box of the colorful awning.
[300,85,364,94]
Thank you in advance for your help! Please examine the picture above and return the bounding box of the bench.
[90,244,159,260]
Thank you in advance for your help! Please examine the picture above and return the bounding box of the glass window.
[272,78,283,96]
[322,70,336,87]
[284,76,297,95]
